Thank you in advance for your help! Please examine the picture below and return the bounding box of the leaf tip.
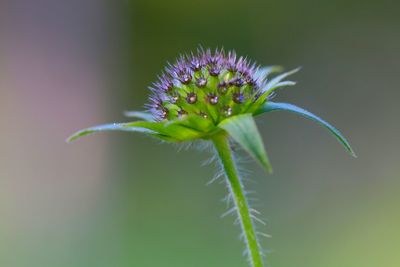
[348,147,357,158]
[65,129,93,143]
[65,134,78,143]
[339,135,357,158]
[258,151,273,173]
[264,163,273,174]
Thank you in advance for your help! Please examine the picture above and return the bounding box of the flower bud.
[148,48,263,123]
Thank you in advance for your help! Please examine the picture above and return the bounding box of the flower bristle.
[148,48,264,123]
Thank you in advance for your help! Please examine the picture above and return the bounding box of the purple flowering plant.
[68,48,355,267]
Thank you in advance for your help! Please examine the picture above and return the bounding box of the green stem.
[212,133,264,267]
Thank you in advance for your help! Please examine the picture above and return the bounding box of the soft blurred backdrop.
[1,0,399,266]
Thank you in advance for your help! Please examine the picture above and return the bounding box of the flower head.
[148,48,262,123]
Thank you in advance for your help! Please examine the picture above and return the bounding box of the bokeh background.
[1,0,399,266]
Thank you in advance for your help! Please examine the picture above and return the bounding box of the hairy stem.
[212,132,264,267]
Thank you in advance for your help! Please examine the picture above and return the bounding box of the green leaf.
[255,101,356,157]
[123,111,154,121]
[218,114,272,173]
[66,122,160,143]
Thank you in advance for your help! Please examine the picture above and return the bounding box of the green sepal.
[123,111,155,121]
[255,101,356,157]
[218,114,272,173]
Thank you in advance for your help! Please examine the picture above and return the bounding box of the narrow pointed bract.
[218,114,272,173]
[255,101,356,157]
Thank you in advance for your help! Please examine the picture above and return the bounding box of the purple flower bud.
[170,93,180,104]
[225,51,237,72]
[232,92,245,104]
[188,53,202,71]
[229,77,244,87]
[196,77,207,88]
[207,93,219,105]
[186,92,197,104]
[208,67,221,76]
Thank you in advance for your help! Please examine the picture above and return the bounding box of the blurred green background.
[1,0,399,266]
